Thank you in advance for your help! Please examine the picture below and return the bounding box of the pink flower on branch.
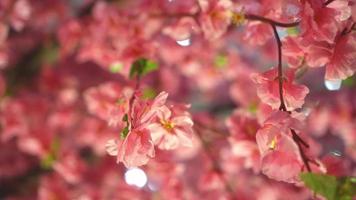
[256,111,304,183]
[198,0,233,40]
[148,105,194,150]
[302,33,356,80]
[251,68,309,111]
[105,91,168,168]
[300,0,340,43]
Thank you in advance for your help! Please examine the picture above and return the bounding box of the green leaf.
[120,126,129,139]
[40,137,61,169]
[342,76,355,87]
[214,54,228,69]
[337,177,356,200]
[41,153,56,169]
[122,114,128,122]
[40,42,59,65]
[129,58,158,79]
[142,87,157,99]
[286,27,299,36]
[301,173,356,200]
[247,102,258,114]
[109,62,123,73]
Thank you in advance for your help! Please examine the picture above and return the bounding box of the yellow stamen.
[231,11,245,25]
[160,120,175,132]
[268,136,277,150]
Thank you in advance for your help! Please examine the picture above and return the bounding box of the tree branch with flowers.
[0,0,355,199]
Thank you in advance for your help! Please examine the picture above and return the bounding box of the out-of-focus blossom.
[84,82,132,127]
[198,0,233,40]
[163,17,200,41]
[243,22,272,46]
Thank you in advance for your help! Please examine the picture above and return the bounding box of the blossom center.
[160,120,175,132]
[231,12,245,25]
[268,136,277,150]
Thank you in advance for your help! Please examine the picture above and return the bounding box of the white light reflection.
[124,168,147,188]
[176,38,191,47]
[324,79,342,91]
[330,150,342,157]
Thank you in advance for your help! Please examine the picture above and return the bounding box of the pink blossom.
[243,22,272,46]
[326,0,351,21]
[251,68,309,110]
[84,82,132,127]
[325,34,356,80]
[106,129,155,168]
[300,0,339,43]
[148,105,194,150]
[38,175,70,200]
[302,34,356,80]
[256,124,303,183]
[0,23,8,46]
[9,0,31,31]
[282,36,305,68]
[53,152,86,184]
[162,17,200,41]
[198,0,233,40]
[106,92,168,168]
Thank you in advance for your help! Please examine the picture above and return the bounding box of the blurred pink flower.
[198,0,233,40]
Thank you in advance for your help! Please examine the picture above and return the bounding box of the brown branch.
[245,14,300,28]
[324,0,335,6]
[343,23,356,35]
[270,24,288,112]
[269,22,312,172]
[291,129,311,172]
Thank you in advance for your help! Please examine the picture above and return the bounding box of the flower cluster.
[105,91,194,168]
[0,0,355,199]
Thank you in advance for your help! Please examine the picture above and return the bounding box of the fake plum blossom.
[243,22,272,46]
[256,111,304,183]
[2,0,356,198]
[226,110,261,172]
[198,0,233,40]
[300,0,340,43]
[162,17,200,41]
[282,36,305,68]
[148,105,194,150]
[324,34,356,80]
[283,33,356,80]
[303,34,356,80]
[105,92,168,168]
[84,82,132,127]
[251,68,309,110]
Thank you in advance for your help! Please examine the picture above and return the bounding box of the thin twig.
[324,0,335,6]
[245,14,300,28]
[268,22,312,172]
[292,130,311,172]
[270,24,288,112]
